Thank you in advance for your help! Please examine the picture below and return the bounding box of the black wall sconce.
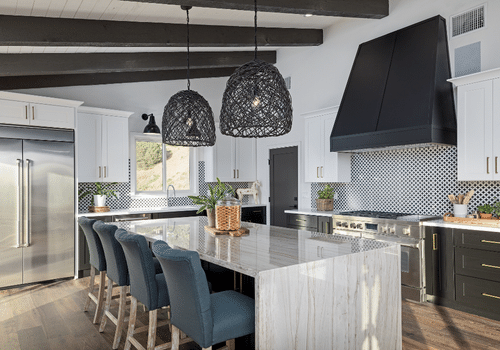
[142,113,161,134]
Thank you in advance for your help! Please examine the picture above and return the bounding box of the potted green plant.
[316,184,335,211]
[78,182,119,210]
[477,203,495,219]
[188,178,235,227]
[493,201,500,219]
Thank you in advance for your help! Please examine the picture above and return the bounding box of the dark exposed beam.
[0,15,321,47]
[124,0,388,18]
[0,51,276,77]
[0,67,237,90]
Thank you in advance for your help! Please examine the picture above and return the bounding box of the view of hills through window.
[135,140,190,192]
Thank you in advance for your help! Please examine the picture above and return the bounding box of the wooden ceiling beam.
[0,15,321,47]
[0,51,276,77]
[123,0,388,18]
[0,67,238,90]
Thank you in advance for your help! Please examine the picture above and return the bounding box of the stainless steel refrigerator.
[0,125,75,288]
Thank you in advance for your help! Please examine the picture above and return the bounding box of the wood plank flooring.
[1,277,499,350]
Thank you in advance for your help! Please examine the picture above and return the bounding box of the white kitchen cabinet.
[449,68,500,181]
[77,106,133,183]
[205,125,257,182]
[303,106,351,183]
[0,91,82,129]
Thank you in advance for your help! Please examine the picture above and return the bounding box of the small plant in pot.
[188,178,235,227]
[78,182,118,211]
[477,203,495,219]
[316,185,335,211]
[493,201,500,219]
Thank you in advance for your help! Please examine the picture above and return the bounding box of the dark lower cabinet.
[286,213,332,233]
[241,206,266,224]
[425,226,500,322]
[151,210,201,219]
[424,226,454,301]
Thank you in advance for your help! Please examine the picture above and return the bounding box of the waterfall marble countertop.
[78,204,265,218]
[423,219,500,233]
[114,216,402,349]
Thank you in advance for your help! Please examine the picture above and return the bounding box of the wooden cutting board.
[204,226,249,237]
[88,206,110,213]
[443,216,500,228]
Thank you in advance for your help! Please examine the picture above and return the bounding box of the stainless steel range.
[333,211,439,302]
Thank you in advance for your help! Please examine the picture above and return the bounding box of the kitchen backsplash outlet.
[311,146,500,216]
[78,161,250,212]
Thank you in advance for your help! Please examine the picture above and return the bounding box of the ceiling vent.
[451,4,485,37]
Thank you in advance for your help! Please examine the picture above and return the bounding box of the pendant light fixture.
[162,6,216,147]
[219,0,292,138]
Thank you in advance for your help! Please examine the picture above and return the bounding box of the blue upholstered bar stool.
[152,240,255,350]
[77,216,107,325]
[92,221,130,349]
[115,229,189,350]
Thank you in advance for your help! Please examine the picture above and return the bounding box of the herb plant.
[188,178,235,214]
[78,182,119,206]
[477,203,495,214]
[318,185,335,200]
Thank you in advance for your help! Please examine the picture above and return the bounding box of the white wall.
[256,0,500,220]
[15,77,228,133]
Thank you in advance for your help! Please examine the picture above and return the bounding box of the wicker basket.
[215,205,241,231]
[316,199,333,211]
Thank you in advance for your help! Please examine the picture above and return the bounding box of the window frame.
[129,132,198,197]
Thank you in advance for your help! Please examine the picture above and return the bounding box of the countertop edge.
[422,219,500,233]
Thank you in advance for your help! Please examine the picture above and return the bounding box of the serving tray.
[204,226,249,237]
[443,216,500,228]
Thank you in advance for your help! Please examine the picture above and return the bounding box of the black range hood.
[330,15,456,152]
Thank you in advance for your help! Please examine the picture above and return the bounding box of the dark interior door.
[270,146,298,227]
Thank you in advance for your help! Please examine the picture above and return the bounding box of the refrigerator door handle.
[24,159,31,247]
[16,159,23,248]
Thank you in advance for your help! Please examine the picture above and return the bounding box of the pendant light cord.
[186,7,190,90]
[254,0,257,60]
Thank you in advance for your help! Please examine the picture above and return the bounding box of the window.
[130,133,197,196]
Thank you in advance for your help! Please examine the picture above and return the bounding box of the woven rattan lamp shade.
[220,59,292,137]
[162,89,216,147]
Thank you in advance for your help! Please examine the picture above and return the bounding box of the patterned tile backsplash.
[311,146,500,216]
[78,161,250,212]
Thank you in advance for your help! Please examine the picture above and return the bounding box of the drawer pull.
[482,293,500,300]
[432,233,438,250]
[481,263,500,269]
[481,239,500,245]
[295,219,307,222]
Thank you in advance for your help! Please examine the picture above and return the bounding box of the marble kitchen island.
[115,217,402,350]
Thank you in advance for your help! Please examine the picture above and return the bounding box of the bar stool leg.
[171,325,180,350]
[226,339,235,350]
[113,286,128,349]
[124,296,138,350]
[93,271,106,324]
[147,309,158,350]
[84,267,96,311]
[99,278,114,332]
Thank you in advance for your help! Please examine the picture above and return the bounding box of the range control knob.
[350,223,357,229]
[403,227,411,236]
[336,221,342,227]
[389,227,396,235]
[342,222,348,228]
[381,226,388,234]
[356,223,363,229]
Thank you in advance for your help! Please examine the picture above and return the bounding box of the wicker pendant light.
[162,6,216,147]
[219,0,292,138]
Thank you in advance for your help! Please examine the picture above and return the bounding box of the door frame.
[267,141,302,225]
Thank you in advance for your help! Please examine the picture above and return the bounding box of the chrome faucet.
[167,184,176,199]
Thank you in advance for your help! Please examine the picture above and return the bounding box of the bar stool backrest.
[153,240,213,348]
[78,216,106,271]
[115,229,159,310]
[93,221,129,286]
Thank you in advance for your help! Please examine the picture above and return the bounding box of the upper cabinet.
[303,106,351,183]
[449,68,500,181]
[205,125,257,182]
[77,106,133,183]
[0,91,82,129]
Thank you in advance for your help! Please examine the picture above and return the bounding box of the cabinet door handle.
[481,239,500,245]
[481,263,500,269]
[487,157,490,174]
[99,166,102,178]
[316,167,319,178]
[482,293,500,300]
[25,105,28,119]
[237,169,239,178]
[104,166,107,178]
[496,157,498,174]
[432,233,438,250]
[325,222,329,233]
[32,106,35,120]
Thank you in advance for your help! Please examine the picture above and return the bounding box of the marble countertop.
[423,219,500,233]
[284,209,341,217]
[78,204,266,218]
[114,217,394,277]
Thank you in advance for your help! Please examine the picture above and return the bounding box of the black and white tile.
[311,146,500,216]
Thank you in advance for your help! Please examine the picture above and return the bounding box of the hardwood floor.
[1,277,499,350]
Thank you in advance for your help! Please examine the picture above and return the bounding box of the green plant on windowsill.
[318,184,335,199]
[78,182,119,206]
